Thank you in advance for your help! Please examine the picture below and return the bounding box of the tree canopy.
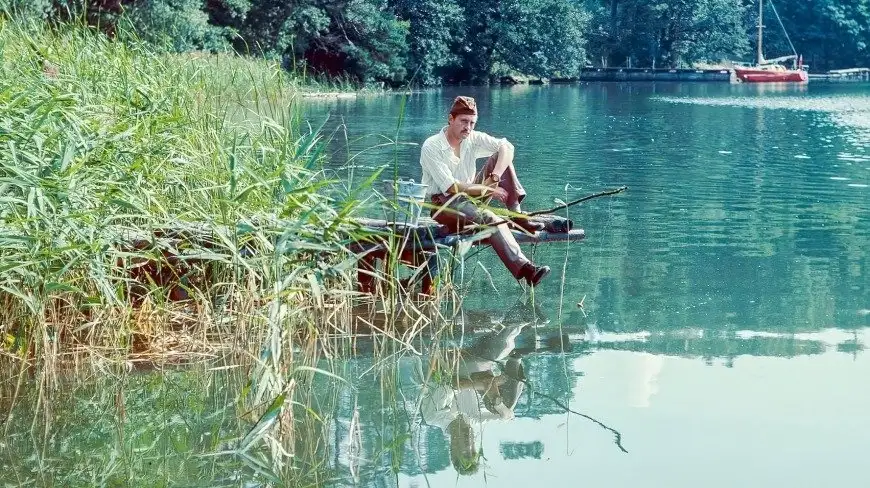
[2,0,869,84]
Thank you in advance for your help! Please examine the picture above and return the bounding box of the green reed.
[0,14,471,486]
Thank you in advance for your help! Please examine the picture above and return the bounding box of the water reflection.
[415,309,531,475]
[0,365,252,486]
[326,305,869,485]
[3,322,869,485]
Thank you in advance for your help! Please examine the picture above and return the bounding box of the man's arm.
[420,142,506,201]
[458,139,513,200]
[454,139,512,199]
[471,132,514,182]
[488,141,514,180]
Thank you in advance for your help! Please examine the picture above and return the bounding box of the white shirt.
[410,357,506,431]
[419,127,506,197]
[419,384,500,430]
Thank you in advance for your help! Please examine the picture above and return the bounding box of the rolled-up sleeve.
[470,131,507,159]
[420,143,456,194]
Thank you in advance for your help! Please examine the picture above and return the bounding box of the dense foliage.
[1,0,869,82]
[584,0,749,68]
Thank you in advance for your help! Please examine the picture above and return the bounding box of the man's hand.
[483,172,507,202]
[487,186,508,203]
[454,182,507,202]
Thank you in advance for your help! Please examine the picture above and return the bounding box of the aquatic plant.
[0,15,469,485]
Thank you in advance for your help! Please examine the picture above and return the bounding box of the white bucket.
[382,178,428,226]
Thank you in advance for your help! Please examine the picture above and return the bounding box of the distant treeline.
[4,0,870,84]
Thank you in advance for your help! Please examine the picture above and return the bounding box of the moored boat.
[734,63,808,83]
[734,0,807,83]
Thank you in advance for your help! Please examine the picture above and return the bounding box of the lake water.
[304,83,870,487]
[4,83,870,486]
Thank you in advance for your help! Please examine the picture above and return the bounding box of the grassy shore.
[0,14,439,356]
[0,16,458,484]
[1,16,324,357]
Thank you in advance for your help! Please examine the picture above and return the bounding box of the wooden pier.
[501,67,869,85]
[109,213,582,301]
[808,68,870,82]
[578,67,734,82]
[500,68,735,84]
[350,215,582,295]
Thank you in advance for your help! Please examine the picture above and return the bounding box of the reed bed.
[0,15,468,485]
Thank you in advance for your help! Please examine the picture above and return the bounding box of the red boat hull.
[735,68,808,83]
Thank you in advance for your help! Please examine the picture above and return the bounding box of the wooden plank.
[513,228,585,245]
[353,214,573,234]
[432,228,585,249]
[349,214,580,252]
[828,67,869,74]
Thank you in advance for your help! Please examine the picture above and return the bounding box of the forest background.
[4,0,867,86]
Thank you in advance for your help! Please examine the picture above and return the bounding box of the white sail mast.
[756,0,764,65]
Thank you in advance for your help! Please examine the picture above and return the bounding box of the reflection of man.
[421,371,509,475]
[419,96,550,287]
[416,321,528,475]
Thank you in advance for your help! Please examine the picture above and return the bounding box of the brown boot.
[519,264,551,287]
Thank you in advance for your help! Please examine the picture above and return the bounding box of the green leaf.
[238,393,285,453]
[44,282,83,294]
[293,365,349,385]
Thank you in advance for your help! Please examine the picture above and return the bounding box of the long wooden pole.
[527,186,628,217]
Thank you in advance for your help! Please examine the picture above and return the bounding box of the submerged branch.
[524,381,629,453]
[467,350,629,453]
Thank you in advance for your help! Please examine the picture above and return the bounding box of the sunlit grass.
[0,13,440,353]
[0,14,465,484]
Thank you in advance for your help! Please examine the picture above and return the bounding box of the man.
[419,95,550,287]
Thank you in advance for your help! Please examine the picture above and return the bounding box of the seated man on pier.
[419,95,550,287]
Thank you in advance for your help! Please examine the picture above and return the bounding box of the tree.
[644,0,748,67]
[771,0,870,71]
[453,0,589,83]
[390,0,464,85]
[332,0,408,83]
[122,0,236,52]
[492,0,588,77]
[453,0,500,83]
[685,0,749,63]
[237,0,408,84]
[584,0,747,68]
[0,0,56,18]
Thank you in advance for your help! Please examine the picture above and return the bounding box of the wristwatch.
[487,172,501,183]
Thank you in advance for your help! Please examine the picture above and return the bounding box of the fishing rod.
[527,185,628,217]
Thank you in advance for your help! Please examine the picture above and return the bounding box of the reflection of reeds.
[0,16,459,485]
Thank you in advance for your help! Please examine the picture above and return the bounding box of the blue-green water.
[4,83,870,487]
[311,83,870,486]
[313,83,870,334]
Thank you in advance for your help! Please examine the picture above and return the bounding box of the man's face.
[447,113,477,141]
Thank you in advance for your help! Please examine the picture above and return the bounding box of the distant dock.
[577,67,734,82]
[503,66,869,84]
[808,68,870,82]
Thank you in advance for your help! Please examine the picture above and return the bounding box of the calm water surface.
[4,83,870,487]
[304,83,870,487]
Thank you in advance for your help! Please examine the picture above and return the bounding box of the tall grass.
[0,16,462,485]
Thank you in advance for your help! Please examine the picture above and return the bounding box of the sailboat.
[734,0,808,83]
